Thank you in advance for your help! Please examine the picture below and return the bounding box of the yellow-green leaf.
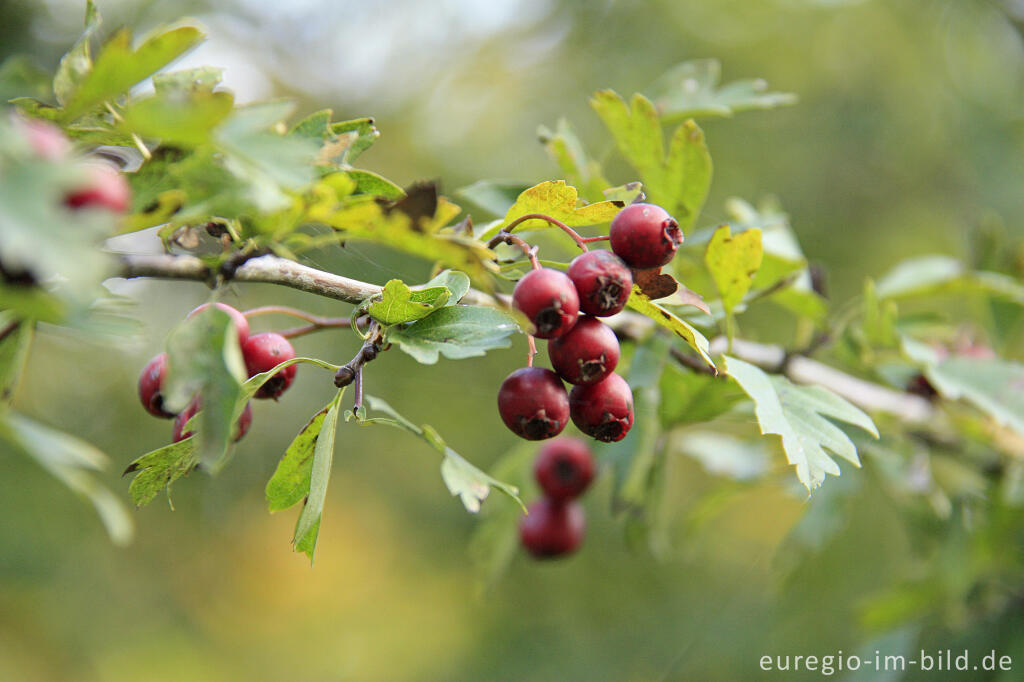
[626,288,716,370]
[498,180,622,233]
[367,279,450,325]
[705,225,763,313]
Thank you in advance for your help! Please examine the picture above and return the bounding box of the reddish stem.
[243,305,349,339]
[487,232,541,270]
[503,213,598,252]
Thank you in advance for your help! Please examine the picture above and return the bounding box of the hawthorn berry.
[519,498,585,558]
[172,400,253,443]
[242,332,297,399]
[569,372,634,443]
[547,316,620,386]
[186,302,250,347]
[138,353,175,419]
[65,162,131,213]
[534,438,595,501]
[609,203,682,269]
[497,367,569,440]
[567,250,633,317]
[512,268,580,339]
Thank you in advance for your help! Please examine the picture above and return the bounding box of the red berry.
[242,332,297,399]
[172,399,253,443]
[187,302,250,347]
[519,498,585,558]
[497,367,569,440]
[534,438,595,501]
[569,372,634,443]
[567,250,633,317]
[609,203,681,269]
[17,117,70,160]
[65,162,131,213]
[547,316,620,386]
[512,268,579,339]
[138,353,175,418]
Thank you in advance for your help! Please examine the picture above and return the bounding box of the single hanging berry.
[138,353,175,418]
[497,367,569,440]
[519,498,585,558]
[567,250,633,317]
[547,316,620,385]
[533,438,595,501]
[512,268,579,339]
[569,372,634,442]
[242,332,297,399]
[609,203,682,269]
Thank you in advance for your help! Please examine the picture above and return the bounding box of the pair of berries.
[137,302,299,443]
[15,115,132,213]
[519,438,595,559]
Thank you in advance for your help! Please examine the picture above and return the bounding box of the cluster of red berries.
[497,203,680,444]
[13,114,131,213]
[137,303,298,443]
[519,438,595,558]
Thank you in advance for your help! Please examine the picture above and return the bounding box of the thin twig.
[504,213,598,252]
[487,232,541,270]
[527,335,537,367]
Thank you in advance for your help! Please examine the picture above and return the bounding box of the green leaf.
[590,90,712,233]
[292,389,344,561]
[647,59,797,122]
[626,288,715,370]
[537,118,610,202]
[495,180,622,234]
[265,406,330,512]
[53,0,101,106]
[876,254,1024,304]
[468,442,535,593]
[602,182,645,204]
[387,305,519,365]
[215,101,320,210]
[123,438,197,507]
[120,90,235,147]
[152,66,224,96]
[162,305,246,470]
[658,363,742,427]
[421,269,471,304]
[0,409,133,545]
[724,355,879,491]
[0,315,33,403]
[902,337,1024,437]
[62,25,205,121]
[366,279,450,325]
[329,117,379,165]
[0,56,54,104]
[705,224,763,314]
[347,169,405,199]
[239,356,339,403]
[358,395,524,513]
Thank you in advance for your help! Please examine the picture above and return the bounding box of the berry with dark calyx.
[569,372,634,443]
[567,250,633,317]
[172,400,253,443]
[243,332,297,399]
[512,268,580,339]
[138,353,175,418]
[187,302,250,347]
[547,316,620,386]
[65,162,131,213]
[497,367,569,440]
[609,203,682,269]
[534,438,595,501]
[519,498,585,559]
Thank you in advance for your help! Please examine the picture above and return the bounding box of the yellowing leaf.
[367,279,450,325]
[705,225,763,313]
[499,180,622,232]
[626,288,715,370]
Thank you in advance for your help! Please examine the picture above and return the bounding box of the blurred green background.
[3,0,1024,679]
